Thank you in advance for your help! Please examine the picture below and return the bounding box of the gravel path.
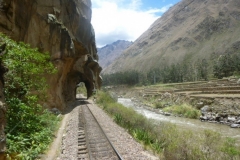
[56,105,79,160]
[56,98,159,160]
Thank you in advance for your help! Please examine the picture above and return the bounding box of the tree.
[213,54,234,79]
[197,59,209,80]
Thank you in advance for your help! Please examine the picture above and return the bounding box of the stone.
[51,108,61,115]
[162,92,172,98]
[0,0,102,111]
[227,116,236,122]
[236,120,240,124]
[215,115,221,122]
[164,112,171,116]
[200,116,208,121]
[230,124,240,128]
[237,78,240,84]
[197,102,204,109]
[201,105,209,114]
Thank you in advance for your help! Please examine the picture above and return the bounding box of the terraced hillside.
[137,78,240,118]
[106,78,240,125]
[142,78,240,97]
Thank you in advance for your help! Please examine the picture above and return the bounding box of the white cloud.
[129,0,142,10]
[91,0,172,47]
[157,4,173,13]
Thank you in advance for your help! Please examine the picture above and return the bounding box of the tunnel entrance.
[76,82,87,99]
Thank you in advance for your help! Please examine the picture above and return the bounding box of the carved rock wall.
[0,0,102,110]
[0,66,5,154]
[0,42,7,153]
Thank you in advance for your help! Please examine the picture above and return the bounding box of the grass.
[163,103,201,119]
[96,90,240,159]
[143,96,200,119]
[154,100,171,109]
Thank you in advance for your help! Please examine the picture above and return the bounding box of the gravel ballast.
[56,99,159,160]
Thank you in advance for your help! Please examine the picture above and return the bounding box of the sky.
[91,0,181,48]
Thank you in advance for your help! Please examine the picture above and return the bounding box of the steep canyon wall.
[0,0,101,151]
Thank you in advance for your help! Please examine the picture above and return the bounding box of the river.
[118,98,240,142]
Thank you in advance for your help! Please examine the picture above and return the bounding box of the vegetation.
[0,33,60,159]
[213,54,240,79]
[163,104,200,119]
[96,91,240,159]
[102,52,240,86]
[102,70,141,86]
[76,82,87,97]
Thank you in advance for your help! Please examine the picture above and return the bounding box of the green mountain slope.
[104,0,240,74]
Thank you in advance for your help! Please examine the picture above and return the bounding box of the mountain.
[98,40,133,71]
[104,0,240,74]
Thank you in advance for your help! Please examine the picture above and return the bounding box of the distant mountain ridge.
[104,0,240,74]
[98,40,133,71]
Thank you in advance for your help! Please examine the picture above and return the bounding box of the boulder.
[51,108,61,115]
[230,124,240,128]
[236,120,240,124]
[201,105,210,114]
[200,116,208,121]
[196,102,204,109]
[227,116,236,122]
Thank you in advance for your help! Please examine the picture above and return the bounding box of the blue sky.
[91,0,181,47]
[140,0,181,16]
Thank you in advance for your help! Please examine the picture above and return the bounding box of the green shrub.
[163,104,200,119]
[154,100,173,109]
[0,33,60,159]
[132,128,153,145]
[154,101,165,109]
[96,91,116,108]
[221,137,240,160]
[113,113,123,124]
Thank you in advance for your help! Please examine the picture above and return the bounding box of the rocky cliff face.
[0,0,101,110]
[0,43,7,153]
[98,40,133,71]
[104,0,240,73]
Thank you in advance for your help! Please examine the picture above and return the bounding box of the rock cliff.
[0,43,7,153]
[0,0,102,111]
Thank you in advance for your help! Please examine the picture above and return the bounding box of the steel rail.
[85,104,124,160]
[80,106,92,160]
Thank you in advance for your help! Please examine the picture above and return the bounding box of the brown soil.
[40,112,70,160]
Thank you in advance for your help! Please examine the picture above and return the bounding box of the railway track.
[78,104,123,160]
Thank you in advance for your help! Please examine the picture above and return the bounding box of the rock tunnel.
[0,0,102,110]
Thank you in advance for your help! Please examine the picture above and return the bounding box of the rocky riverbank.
[117,93,240,129]
[106,79,240,129]
[199,105,240,128]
